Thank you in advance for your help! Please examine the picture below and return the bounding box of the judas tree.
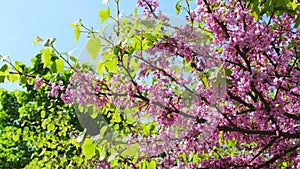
[1,0,299,168]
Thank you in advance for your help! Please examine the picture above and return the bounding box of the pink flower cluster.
[34,77,43,90]
[68,71,109,110]
[136,0,159,14]
[60,85,75,104]
[48,80,64,97]
[191,0,300,168]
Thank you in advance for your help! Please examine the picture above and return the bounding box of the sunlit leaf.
[201,75,209,90]
[42,48,52,68]
[148,161,156,169]
[41,111,46,119]
[55,58,64,73]
[106,58,117,73]
[97,60,105,75]
[87,38,101,60]
[121,143,139,157]
[112,112,121,122]
[175,0,182,15]
[74,25,80,42]
[33,36,41,46]
[99,7,110,23]
[287,0,298,10]
[70,56,78,63]
[82,138,95,159]
[13,134,19,142]
[8,74,20,82]
[100,125,108,138]
[27,77,35,85]
[132,35,142,50]
[47,123,55,131]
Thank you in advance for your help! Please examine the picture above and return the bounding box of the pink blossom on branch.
[44,0,300,168]
[34,77,43,90]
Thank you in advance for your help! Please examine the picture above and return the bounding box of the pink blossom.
[34,77,43,90]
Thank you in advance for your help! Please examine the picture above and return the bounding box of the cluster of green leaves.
[0,53,85,168]
[247,0,300,27]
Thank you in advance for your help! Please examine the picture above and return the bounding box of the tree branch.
[218,125,300,138]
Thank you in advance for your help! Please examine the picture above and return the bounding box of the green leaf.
[87,38,101,60]
[17,128,22,134]
[144,33,158,42]
[224,68,232,76]
[148,161,156,169]
[193,154,200,163]
[142,40,154,50]
[55,58,64,73]
[70,56,78,63]
[20,76,27,84]
[140,20,155,28]
[134,8,138,16]
[0,64,9,74]
[50,61,57,73]
[78,105,84,113]
[41,110,46,119]
[106,58,117,73]
[0,76,6,83]
[97,60,105,75]
[287,0,298,10]
[99,125,108,138]
[47,123,55,131]
[23,127,29,134]
[82,138,95,159]
[13,134,19,142]
[33,36,41,45]
[103,53,113,62]
[8,74,20,82]
[74,25,80,42]
[99,7,110,23]
[27,77,35,85]
[201,75,209,90]
[140,160,147,169]
[121,143,139,157]
[132,35,142,50]
[218,131,223,145]
[90,110,98,119]
[181,153,187,162]
[113,46,119,56]
[14,61,23,72]
[112,112,121,122]
[250,9,260,21]
[175,0,182,15]
[42,48,52,68]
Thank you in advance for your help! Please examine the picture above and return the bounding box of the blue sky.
[0,0,193,90]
